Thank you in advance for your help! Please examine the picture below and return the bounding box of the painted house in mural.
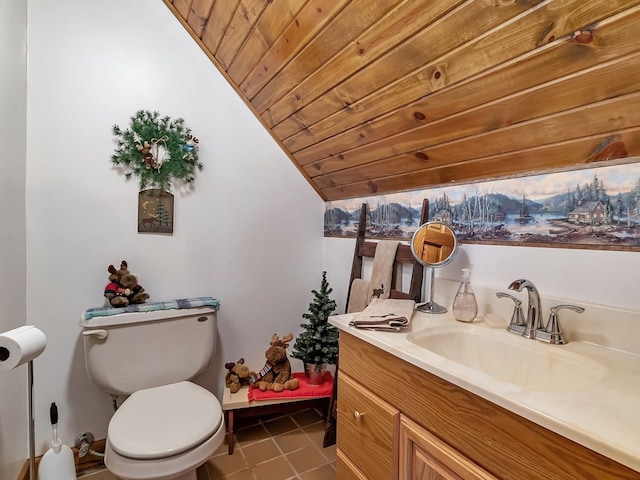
[432,210,452,225]
[568,201,606,225]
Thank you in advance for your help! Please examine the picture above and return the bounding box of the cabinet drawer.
[337,372,399,480]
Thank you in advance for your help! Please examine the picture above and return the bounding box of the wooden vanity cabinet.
[336,331,640,480]
[337,370,495,480]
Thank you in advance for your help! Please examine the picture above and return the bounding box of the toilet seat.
[108,381,222,459]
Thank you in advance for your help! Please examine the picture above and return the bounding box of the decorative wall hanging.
[111,110,202,191]
[138,189,174,234]
[111,110,203,234]
[324,160,640,252]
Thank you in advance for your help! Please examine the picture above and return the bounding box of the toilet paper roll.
[0,326,47,372]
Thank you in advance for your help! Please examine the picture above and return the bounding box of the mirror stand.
[416,265,448,314]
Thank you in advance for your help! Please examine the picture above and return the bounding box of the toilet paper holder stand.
[0,327,45,480]
[27,359,36,480]
[0,356,38,480]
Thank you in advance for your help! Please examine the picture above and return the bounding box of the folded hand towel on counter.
[349,298,416,332]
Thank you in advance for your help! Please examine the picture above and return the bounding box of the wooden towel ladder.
[345,199,429,310]
[323,199,429,448]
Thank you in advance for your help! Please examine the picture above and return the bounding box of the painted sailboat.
[516,194,533,223]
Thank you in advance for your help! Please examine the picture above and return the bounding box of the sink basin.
[406,324,607,393]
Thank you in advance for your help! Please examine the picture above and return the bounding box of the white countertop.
[330,309,640,473]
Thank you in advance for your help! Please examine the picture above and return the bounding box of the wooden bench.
[222,385,331,454]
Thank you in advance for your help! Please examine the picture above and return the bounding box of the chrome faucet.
[495,292,525,334]
[508,279,543,339]
[537,304,585,345]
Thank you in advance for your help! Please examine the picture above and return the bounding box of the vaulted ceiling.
[163,0,640,201]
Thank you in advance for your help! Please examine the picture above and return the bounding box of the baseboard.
[17,438,106,480]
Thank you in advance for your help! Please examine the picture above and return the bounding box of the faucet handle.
[496,292,526,334]
[541,304,585,345]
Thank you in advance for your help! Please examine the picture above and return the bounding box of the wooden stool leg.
[226,410,235,454]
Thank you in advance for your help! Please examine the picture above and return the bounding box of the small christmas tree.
[292,271,339,368]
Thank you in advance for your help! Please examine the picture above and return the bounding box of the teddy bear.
[251,333,299,393]
[104,260,149,307]
[224,358,255,393]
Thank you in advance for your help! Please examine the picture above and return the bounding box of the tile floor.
[78,407,336,480]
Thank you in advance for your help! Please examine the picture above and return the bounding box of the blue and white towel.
[82,297,220,321]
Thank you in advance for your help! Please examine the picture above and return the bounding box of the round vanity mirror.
[410,222,458,313]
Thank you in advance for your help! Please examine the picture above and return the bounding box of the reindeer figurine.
[251,333,300,393]
[136,141,158,170]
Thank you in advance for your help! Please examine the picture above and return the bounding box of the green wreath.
[111,110,203,192]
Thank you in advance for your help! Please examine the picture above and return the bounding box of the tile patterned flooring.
[78,408,336,480]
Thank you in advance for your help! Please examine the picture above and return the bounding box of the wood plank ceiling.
[164,0,640,201]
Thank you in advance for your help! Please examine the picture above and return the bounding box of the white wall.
[324,238,640,315]
[20,0,323,464]
[0,1,28,478]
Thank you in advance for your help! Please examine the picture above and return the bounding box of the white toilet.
[80,303,225,480]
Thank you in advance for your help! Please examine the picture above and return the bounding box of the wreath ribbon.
[150,136,169,168]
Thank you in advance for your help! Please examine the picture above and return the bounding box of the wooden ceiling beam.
[308,79,640,179]
[308,91,640,186]
[264,0,473,130]
[166,0,640,201]
[240,0,351,100]
[272,0,545,139]
[215,0,269,70]
[284,0,640,153]
[226,0,304,85]
[200,0,241,56]
[249,0,406,114]
[320,129,640,201]
[186,0,215,38]
[292,49,640,168]
[171,0,194,19]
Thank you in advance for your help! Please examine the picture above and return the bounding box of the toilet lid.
[108,381,222,459]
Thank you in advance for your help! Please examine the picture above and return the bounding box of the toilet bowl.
[104,382,224,480]
[79,300,223,480]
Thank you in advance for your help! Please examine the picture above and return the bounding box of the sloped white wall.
[0,1,28,479]
[24,0,323,460]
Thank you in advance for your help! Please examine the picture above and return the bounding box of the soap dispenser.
[452,268,478,323]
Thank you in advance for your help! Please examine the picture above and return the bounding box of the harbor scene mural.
[324,160,640,250]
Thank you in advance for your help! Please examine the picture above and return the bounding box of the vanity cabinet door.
[336,449,369,480]
[399,415,498,480]
[337,372,400,480]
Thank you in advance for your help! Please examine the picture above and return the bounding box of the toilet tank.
[79,305,217,395]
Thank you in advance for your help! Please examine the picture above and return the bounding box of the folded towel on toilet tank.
[82,297,220,321]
